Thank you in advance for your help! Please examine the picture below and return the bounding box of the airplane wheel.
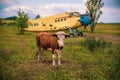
[70,33,74,38]
[77,32,83,36]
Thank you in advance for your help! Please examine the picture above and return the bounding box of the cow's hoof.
[53,64,57,67]
[58,63,61,66]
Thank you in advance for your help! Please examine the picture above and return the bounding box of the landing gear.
[74,28,83,36]
[70,33,75,37]
[69,28,83,37]
[69,28,74,37]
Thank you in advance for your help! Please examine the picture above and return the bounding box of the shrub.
[16,9,29,35]
[80,38,107,52]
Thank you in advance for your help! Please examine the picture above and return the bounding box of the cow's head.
[53,31,69,49]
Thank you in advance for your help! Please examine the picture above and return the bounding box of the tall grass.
[106,44,120,80]
[0,25,120,80]
[80,38,108,52]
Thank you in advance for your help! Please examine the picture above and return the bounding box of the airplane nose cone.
[79,14,93,29]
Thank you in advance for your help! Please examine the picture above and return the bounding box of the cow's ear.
[52,34,58,38]
[65,35,70,39]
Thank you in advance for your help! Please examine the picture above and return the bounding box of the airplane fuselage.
[25,12,82,31]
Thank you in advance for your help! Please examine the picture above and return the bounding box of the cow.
[36,31,69,66]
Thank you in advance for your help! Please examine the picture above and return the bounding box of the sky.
[0,0,120,23]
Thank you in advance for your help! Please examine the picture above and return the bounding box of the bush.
[16,9,29,35]
[80,38,107,52]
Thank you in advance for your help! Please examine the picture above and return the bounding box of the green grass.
[80,24,120,35]
[0,24,120,80]
[94,24,120,35]
[0,19,15,24]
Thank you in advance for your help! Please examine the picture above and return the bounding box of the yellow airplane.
[25,12,92,37]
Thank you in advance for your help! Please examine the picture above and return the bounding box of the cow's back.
[36,32,58,50]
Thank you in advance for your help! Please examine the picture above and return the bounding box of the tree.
[35,14,41,19]
[85,0,104,33]
[16,9,29,35]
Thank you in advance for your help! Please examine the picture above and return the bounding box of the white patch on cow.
[52,54,56,66]
[58,39,64,47]
[54,49,62,65]
[58,50,62,65]
[57,32,66,47]
[37,54,40,62]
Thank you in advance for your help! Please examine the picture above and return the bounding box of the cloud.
[0,0,14,5]
[32,3,86,16]
[0,0,18,8]
[84,0,87,3]
[0,1,120,23]
[1,3,86,18]
[99,7,120,23]
[0,5,30,18]
[3,5,30,12]
[102,7,120,14]
[103,0,120,8]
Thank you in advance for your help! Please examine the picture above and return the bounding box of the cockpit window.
[67,12,80,17]
[68,13,73,17]
[73,12,80,16]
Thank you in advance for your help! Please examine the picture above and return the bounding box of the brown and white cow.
[36,31,69,66]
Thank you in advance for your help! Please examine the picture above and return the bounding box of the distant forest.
[0,16,17,20]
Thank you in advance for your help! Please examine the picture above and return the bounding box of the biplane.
[25,12,92,37]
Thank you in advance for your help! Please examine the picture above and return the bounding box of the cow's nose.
[59,47,63,50]
[59,43,64,48]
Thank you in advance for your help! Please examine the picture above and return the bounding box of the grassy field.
[0,24,120,80]
[79,23,120,35]
[0,20,15,25]
[94,24,120,35]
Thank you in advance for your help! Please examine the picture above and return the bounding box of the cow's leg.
[52,53,56,66]
[58,50,62,65]
[36,47,43,62]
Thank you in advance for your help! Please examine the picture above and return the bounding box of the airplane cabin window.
[54,27,57,29]
[58,19,60,22]
[34,23,39,26]
[64,18,66,21]
[55,20,57,22]
[55,18,66,22]
[49,24,53,27]
[43,24,46,26]
[41,23,46,26]
[30,24,33,27]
